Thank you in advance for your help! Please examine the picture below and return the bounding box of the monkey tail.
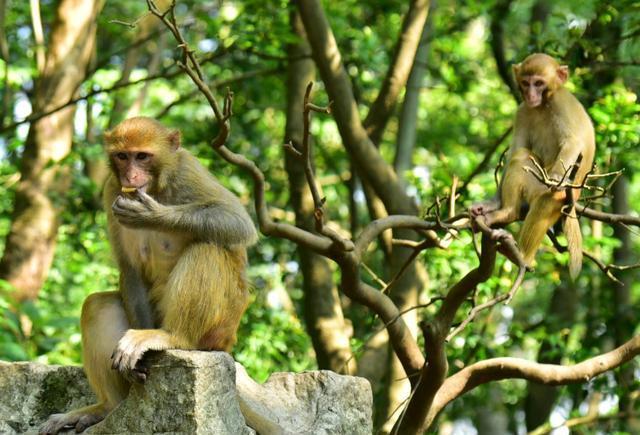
[563,205,583,280]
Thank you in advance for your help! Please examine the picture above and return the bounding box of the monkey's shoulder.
[161,149,232,201]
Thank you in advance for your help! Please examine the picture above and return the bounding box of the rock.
[90,350,252,434]
[0,351,372,434]
[236,364,372,435]
[0,361,94,434]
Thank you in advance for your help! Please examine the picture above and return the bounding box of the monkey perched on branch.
[472,53,595,278]
[40,117,257,434]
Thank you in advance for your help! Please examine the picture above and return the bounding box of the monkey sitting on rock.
[41,117,257,434]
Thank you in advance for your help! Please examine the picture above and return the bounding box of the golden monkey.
[472,53,595,277]
[40,117,257,434]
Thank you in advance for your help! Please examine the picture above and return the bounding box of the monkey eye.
[135,152,150,161]
[534,80,544,87]
[116,152,127,161]
[521,81,530,87]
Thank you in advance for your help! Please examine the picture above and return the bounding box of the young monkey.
[472,53,595,278]
[40,117,257,434]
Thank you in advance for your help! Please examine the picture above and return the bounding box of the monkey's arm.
[112,191,257,246]
[548,137,584,181]
[107,220,156,330]
[119,261,155,329]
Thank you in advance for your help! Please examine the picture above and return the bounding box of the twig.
[147,0,229,146]
[342,298,444,372]
[284,82,352,251]
[446,266,525,341]
[361,262,388,289]
[583,251,640,286]
[155,67,281,118]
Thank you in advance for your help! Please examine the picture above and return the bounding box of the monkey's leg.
[518,193,563,266]
[162,244,250,352]
[483,166,528,227]
[111,244,250,375]
[40,292,130,435]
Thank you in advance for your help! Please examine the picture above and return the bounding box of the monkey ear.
[168,130,181,151]
[557,65,569,84]
[103,130,113,142]
[512,63,521,78]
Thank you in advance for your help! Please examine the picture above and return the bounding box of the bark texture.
[0,0,104,300]
[284,7,355,374]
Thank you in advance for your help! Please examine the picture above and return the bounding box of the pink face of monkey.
[513,54,569,108]
[518,75,547,108]
[111,151,154,193]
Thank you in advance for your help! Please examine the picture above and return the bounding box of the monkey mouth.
[121,184,148,194]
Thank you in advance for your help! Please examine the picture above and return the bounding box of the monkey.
[40,117,257,434]
[471,53,595,278]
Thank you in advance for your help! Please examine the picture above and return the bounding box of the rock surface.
[0,350,372,434]
[236,364,372,435]
[0,361,94,434]
[91,351,252,434]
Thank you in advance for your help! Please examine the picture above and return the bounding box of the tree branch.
[426,335,640,426]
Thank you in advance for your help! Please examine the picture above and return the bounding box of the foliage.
[0,0,639,433]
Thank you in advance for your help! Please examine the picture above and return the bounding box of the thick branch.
[394,233,499,434]
[426,335,640,427]
[355,215,439,256]
[579,206,640,227]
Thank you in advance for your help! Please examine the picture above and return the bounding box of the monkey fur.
[472,53,595,278]
[40,117,257,434]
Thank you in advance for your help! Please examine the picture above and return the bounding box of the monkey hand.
[111,329,159,383]
[112,191,166,228]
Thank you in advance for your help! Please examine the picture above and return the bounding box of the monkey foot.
[469,200,498,218]
[40,405,107,435]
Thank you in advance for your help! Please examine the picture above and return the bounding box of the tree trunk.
[394,22,430,183]
[0,0,104,300]
[380,19,432,432]
[283,5,355,374]
[298,2,431,426]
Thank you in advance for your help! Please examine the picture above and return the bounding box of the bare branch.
[578,205,640,227]
[426,335,640,427]
[583,251,640,286]
[297,82,353,251]
[2,68,176,134]
[530,411,638,435]
[446,266,525,341]
[355,215,440,255]
[155,67,281,119]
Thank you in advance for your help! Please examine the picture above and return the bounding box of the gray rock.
[90,350,252,434]
[236,364,372,435]
[0,361,94,434]
[0,351,372,434]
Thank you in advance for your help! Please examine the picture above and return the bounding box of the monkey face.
[111,151,155,193]
[519,75,546,108]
